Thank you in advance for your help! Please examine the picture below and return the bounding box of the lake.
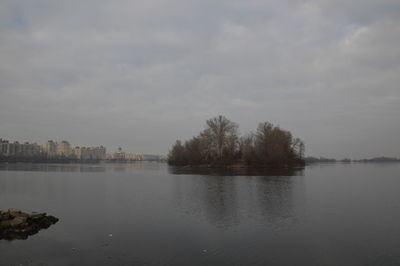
[1,162,400,265]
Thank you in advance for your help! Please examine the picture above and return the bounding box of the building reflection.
[0,162,166,173]
[0,163,106,172]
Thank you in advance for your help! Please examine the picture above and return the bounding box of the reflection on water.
[169,166,304,176]
[1,163,400,265]
[253,176,299,227]
[0,162,163,173]
[174,175,240,228]
[172,167,304,230]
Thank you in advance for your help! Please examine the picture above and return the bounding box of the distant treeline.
[305,157,339,163]
[305,156,400,163]
[356,157,400,162]
[168,116,305,167]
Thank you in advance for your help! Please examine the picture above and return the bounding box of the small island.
[0,209,59,240]
[168,116,305,168]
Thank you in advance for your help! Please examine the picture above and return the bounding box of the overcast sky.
[1,0,399,158]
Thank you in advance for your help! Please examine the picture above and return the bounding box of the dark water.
[1,162,400,266]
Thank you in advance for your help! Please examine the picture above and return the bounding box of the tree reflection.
[172,167,304,229]
[202,176,239,228]
[173,174,239,229]
[169,166,304,176]
[252,176,299,227]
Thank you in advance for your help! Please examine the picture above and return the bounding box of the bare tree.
[292,138,305,160]
[299,140,305,160]
[238,133,255,164]
[168,140,186,165]
[168,117,304,167]
[255,122,296,165]
[201,115,238,161]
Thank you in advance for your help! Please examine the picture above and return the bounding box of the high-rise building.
[72,146,81,159]
[112,147,126,160]
[44,140,58,158]
[0,139,9,156]
[72,146,106,160]
[0,139,41,158]
[1,138,106,161]
[57,141,71,157]
[125,153,143,161]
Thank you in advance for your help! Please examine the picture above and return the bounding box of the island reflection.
[168,166,304,177]
[171,166,305,230]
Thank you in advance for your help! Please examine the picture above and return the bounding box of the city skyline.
[0,138,107,160]
[0,137,147,155]
[0,137,163,161]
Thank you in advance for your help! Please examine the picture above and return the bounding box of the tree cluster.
[168,116,305,167]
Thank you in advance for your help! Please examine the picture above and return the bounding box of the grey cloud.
[0,0,399,158]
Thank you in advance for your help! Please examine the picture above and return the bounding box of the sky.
[1,0,399,158]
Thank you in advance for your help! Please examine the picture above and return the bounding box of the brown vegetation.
[168,116,305,168]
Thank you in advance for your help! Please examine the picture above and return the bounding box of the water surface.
[1,162,399,265]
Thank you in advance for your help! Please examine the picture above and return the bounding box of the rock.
[1,217,27,228]
[0,209,59,241]
[30,213,47,221]
[0,213,11,221]
[7,209,23,218]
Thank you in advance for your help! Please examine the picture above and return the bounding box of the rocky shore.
[0,209,59,240]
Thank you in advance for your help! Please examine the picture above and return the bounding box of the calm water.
[1,162,400,266]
